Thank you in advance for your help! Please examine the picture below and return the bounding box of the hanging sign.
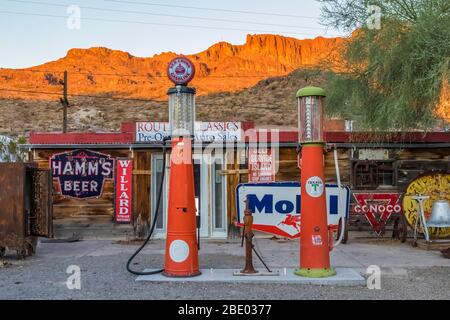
[358,149,389,160]
[248,148,275,182]
[353,193,402,235]
[115,158,133,223]
[50,149,114,199]
[236,182,351,239]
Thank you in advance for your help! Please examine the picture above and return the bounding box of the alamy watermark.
[66,265,81,290]
[366,5,382,30]
[169,128,281,175]
[366,265,381,289]
[67,5,81,30]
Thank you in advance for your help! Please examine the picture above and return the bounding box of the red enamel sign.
[353,193,403,235]
[115,159,133,223]
[167,56,195,85]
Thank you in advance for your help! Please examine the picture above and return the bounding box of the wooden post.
[60,71,69,133]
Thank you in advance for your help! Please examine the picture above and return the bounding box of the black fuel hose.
[126,139,168,275]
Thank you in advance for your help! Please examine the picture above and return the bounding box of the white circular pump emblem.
[169,239,190,263]
[305,176,324,198]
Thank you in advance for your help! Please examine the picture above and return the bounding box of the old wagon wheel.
[402,171,450,239]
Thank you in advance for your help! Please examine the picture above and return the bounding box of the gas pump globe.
[168,86,196,137]
[297,86,325,143]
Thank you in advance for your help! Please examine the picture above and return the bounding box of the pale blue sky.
[0,0,345,68]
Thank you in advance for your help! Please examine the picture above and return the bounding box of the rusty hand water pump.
[241,198,258,274]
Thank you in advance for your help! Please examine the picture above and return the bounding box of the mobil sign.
[236,182,350,239]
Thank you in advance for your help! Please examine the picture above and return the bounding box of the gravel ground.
[0,239,449,300]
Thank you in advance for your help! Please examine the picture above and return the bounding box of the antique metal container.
[0,163,53,258]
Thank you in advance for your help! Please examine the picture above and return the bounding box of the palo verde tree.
[319,0,450,130]
[0,135,27,162]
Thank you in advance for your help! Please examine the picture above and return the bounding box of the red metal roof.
[29,132,133,145]
[326,131,450,143]
[247,130,450,143]
[28,121,449,145]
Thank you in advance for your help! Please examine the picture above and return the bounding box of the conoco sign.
[50,149,114,199]
[353,193,403,235]
[167,56,195,85]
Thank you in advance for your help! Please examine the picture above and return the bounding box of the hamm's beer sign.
[50,149,114,199]
[236,182,350,239]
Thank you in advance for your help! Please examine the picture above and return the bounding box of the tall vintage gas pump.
[295,87,336,278]
[163,56,201,277]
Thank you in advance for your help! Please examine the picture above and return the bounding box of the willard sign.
[50,149,114,199]
[115,159,133,223]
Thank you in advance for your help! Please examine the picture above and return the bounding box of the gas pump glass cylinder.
[297,87,326,143]
[168,85,196,137]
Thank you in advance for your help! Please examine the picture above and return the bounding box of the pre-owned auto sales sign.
[50,149,114,199]
[135,122,242,142]
[236,182,350,239]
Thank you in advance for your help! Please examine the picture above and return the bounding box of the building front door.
[150,151,228,239]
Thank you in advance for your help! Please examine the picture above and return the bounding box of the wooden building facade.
[25,122,450,239]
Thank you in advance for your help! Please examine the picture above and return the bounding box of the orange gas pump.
[295,87,336,278]
[126,56,200,278]
[163,136,200,277]
[163,57,200,277]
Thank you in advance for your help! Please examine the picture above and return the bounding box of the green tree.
[319,0,450,130]
[0,136,27,162]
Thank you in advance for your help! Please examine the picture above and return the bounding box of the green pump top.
[296,86,326,98]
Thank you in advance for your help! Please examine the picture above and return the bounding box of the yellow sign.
[402,172,450,238]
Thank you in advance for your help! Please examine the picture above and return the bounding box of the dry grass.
[0,69,324,138]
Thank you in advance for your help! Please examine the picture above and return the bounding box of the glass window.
[213,161,225,230]
[194,162,201,217]
[153,156,165,230]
